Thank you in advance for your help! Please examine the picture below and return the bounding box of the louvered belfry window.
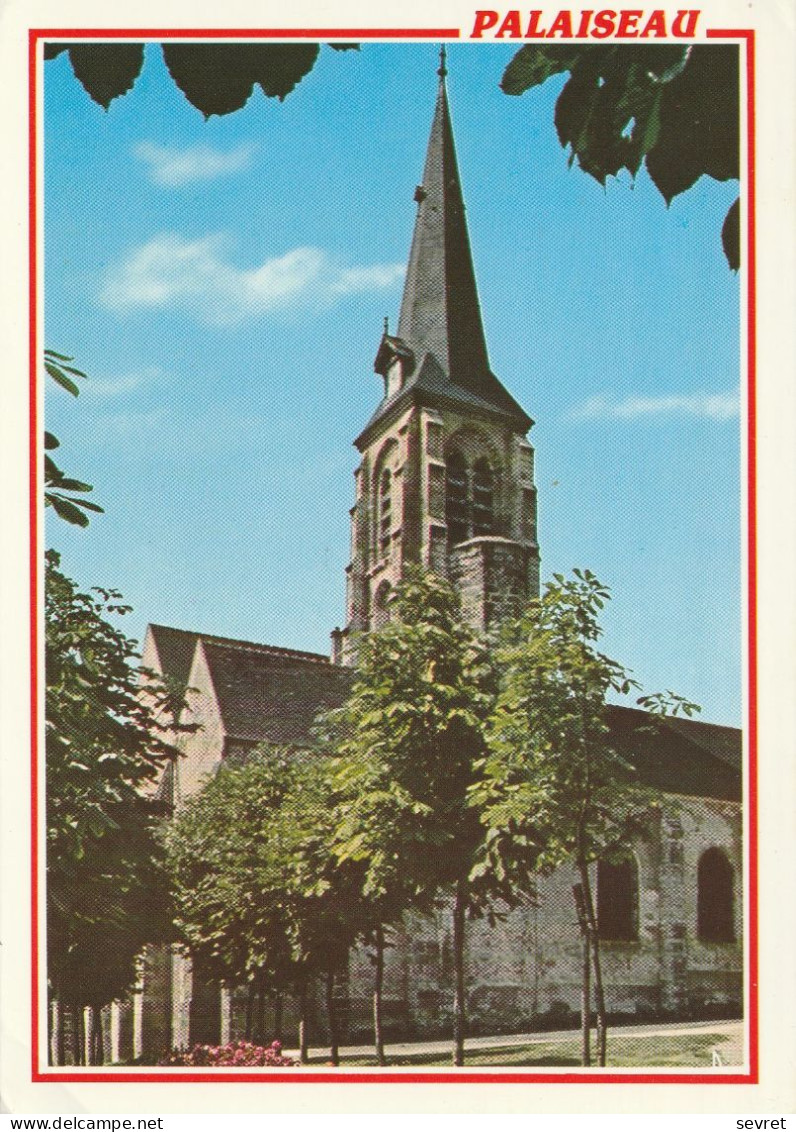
[445,449,470,546]
[446,450,494,545]
[472,458,494,536]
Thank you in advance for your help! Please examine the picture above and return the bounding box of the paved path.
[288,1018,744,1064]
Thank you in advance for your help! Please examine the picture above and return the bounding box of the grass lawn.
[311,1030,737,1069]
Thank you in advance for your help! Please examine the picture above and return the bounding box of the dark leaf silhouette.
[46,41,357,117]
[721,197,740,272]
[503,44,740,267]
[44,350,103,526]
[67,44,145,109]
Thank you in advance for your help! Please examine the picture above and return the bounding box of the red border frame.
[29,27,758,1086]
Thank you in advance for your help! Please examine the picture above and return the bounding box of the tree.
[501,45,740,268]
[167,746,363,1065]
[44,350,103,528]
[44,42,357,116]
[475,569,698,1066]
[327,568,516,1066]
[45,551,182,1063]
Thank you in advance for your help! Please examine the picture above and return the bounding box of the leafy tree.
[327,568,519,1066]
[501,45,740,268]
[167,746,363,1064]
[475,569,699,1066]
[45,551,182,1063]
[44,42,357,116]
[44,350,103,527]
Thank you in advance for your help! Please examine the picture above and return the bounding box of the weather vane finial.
[438,45,447,79]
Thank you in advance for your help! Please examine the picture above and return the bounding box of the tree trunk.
[70,1004,82,1066]
[50,997,64,1067]
[451,884,467,1067]
[257,990,266,1046]
[578,862,608,1067]
[273,991,284,1042]
[573,882,591,1066]
[95,1006,105,1066]
[83,1005,96,1066]
[372,924,386,1066]
[581,927,591,1067]
[245,984,255,1040]
[298,985,309,1065]
[590,933,608,1067]
[325,970,340,1066]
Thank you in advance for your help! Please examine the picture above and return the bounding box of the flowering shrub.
[159,1039,295,1067]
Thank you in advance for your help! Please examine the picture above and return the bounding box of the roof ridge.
[149,623,330,666]
[199,635,331,665]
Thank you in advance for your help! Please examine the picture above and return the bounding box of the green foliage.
[476,568,699,1065]
[502,45,740,268]
[166,747,362,1002]
[44,349,103,528]
[44,41,358,115]
[46,551,181,1008]
[478,569,661,873]
[327,568,495,917]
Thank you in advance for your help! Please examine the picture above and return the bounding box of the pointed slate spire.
[362,57,534,446]
[361,56,531,448]
[396,54,492,391]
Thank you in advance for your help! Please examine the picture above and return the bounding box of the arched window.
[697,848,734,942]
[378,467,392,558]
[472,458,494,536]
[597,856,639,941]
[445,449,469,546]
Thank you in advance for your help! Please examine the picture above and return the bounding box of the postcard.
[1,0,794,1115]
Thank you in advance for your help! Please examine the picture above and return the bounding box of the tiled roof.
[147,624,200,687]
[145,627,741,800]
[356,352,531,449]
[148,623,331,686]
[200,640,352,746]
[607,705,741,801]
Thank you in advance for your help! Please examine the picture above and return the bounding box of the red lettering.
[616,9,643,36]
[496,9,523,36]
[524,10,546,36]
[576,10,594,35]
[471,10,499,37]
[639,9,667,36]
[672,9,700,36]
[546,10,574,36]
[591,9,617,37]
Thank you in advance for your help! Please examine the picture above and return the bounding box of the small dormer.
[374,333,415,399]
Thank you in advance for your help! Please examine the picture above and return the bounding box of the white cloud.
[134,141,256,186]
[331,263,407,294]
[100,233,404,325]
[93,407,173,437]
[82,366,165,398]
[570,391,740,422]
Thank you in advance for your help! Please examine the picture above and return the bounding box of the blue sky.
[43,41,742,725]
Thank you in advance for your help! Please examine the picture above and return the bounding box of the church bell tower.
[338,52,540,663]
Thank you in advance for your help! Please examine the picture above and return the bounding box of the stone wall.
[448,536,537,632]
[341,793,743,1042]
[116,792,741,1060]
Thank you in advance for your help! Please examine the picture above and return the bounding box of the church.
[123,57,742,1061]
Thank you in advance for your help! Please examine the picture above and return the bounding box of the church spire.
[364,53,531,447]
[395,52,492,392]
